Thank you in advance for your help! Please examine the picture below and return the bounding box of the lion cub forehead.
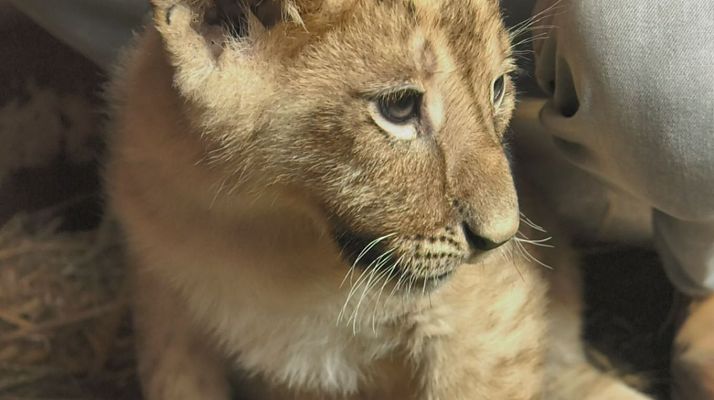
[297,0,496,21]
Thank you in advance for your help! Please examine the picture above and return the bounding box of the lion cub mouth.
[333,226,470,291]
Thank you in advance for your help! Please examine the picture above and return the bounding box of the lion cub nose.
[462,220,516,252]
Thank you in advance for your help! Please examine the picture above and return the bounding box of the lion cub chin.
[106,0,651,399]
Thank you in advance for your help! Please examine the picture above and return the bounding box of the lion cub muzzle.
[335,214,516,293]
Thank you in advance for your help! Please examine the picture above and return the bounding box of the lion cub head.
[152,0,518,289]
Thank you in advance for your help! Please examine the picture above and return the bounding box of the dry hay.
[0,7,136,396]
[0,203,139,399]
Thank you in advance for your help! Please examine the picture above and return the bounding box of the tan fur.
[105,1,650,398]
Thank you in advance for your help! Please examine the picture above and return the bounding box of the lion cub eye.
[378,92,421,124]
[370,90,422,141]
[492,75,505,107]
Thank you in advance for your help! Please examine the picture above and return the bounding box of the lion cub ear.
[216,0,294,32]
[151,0,297,59]
[210,0,300,37]
[148,0,298,106]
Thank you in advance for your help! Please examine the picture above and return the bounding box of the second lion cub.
[106,0,651,398]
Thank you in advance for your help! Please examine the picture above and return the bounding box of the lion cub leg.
[133,265,230,400]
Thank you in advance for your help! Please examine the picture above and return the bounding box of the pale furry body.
[106,0,650,398]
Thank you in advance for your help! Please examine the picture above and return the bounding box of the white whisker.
[350,252,394,334]
[515,240,553,270]
[369,260,400,333]
[520,212,547,233]
[385,259,409,305]
[338,254,378,325]
[339,233,396,288]
[420,273,428,298]
[511,31,551,47]
[514,236,554,249]
[502,244,525,281]
[508,0,564,41]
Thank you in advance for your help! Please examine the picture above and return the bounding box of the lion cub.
[105,0,650,398]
